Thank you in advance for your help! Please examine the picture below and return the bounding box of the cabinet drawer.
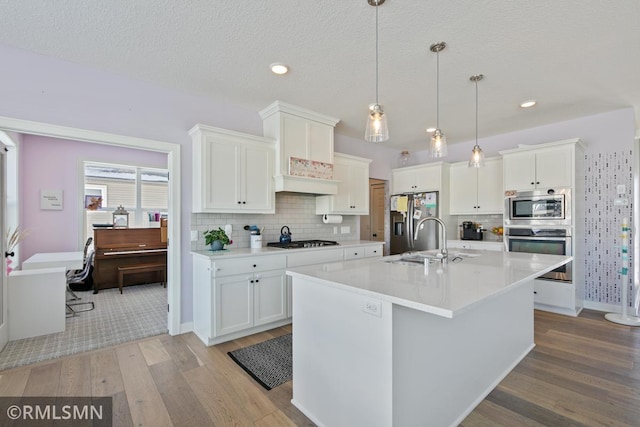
[533,279,574,308]
[344,247,365,260]
[213,254,286,277]
[287,249,344,267]
[365,245,383,258]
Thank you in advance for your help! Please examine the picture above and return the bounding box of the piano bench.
[117,263,166,294]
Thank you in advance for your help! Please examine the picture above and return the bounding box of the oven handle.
[506,236,571,241]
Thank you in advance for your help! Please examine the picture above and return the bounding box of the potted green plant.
[204,227,231,251]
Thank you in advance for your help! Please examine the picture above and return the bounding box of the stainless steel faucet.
[414,217,448,260]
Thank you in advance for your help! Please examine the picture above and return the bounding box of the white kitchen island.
[287,250,572,427]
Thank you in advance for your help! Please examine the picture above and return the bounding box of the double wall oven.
[504,188,572,282]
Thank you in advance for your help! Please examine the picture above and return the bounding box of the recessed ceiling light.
[270,63,289,75]
[520,100,537,108]
[426,127,436,133]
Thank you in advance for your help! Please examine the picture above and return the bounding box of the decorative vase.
[210,240,225,251]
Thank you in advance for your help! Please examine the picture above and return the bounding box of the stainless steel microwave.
[504,188,571,226]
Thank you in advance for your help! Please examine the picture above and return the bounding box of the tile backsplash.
[451,214,504,243]
[191,192,358,251]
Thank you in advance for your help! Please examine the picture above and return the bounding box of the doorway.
[0,116,181,336]
[360,178,387,254]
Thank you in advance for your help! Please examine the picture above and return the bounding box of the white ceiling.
[1,0,639,152]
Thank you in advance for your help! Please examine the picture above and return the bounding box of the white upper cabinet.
[391,162,444,194]
[449,157,503,215]
[260,101,340,195]
[316,153,372,215]
[190,124,275,213]
[501,141,576,191]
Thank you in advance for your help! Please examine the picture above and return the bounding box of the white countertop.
[287,250,571,318]
[191,240,383,260]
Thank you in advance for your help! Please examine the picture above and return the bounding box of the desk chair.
[67,237,93,300]
[66,250,95,317]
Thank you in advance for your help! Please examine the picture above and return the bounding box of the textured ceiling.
[1,0,639,151]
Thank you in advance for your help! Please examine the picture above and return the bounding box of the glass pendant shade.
[364,0,389,142]
[365,104,389,142]
[468,144,485,168]
[429,42,447,157]
[468,74,485,168]
[429,128,447,157]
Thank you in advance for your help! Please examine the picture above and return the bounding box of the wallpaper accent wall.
[584,150,634,307]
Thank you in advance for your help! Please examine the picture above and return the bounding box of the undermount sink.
[383,250,480,266]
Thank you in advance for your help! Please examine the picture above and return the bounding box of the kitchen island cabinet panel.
[288,251,569,426]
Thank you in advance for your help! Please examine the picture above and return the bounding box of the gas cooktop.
[267,240,339,249]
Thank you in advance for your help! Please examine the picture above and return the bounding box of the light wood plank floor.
[0,310,637,426]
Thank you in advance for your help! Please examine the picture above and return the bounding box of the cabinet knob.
[242,201,246,204]
[533,291,537,294]
[253,264,257,268]
[354,252,358,256]
[255,279,259,283]
[536,181,540,185]
[250,280,254,283]
[237,201,241,204]
[531,182,535,185]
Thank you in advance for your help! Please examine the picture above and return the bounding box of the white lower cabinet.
[533,279,578,316]
[193,244,384,346]
[193,253,288,346]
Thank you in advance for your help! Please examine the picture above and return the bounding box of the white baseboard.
[179,321,194,335]
[583,300,627,314]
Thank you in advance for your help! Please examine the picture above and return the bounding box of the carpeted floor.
[0,282,167,372]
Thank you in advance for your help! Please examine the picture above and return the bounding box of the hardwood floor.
[0,309,637,426]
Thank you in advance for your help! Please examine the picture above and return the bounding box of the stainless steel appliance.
[390,192,438,255]
[461,221,483,240]
[505,228,572,282]
[504,188,571,226]
[267,239,339,249]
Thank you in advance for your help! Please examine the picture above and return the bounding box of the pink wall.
[19,134,167,261]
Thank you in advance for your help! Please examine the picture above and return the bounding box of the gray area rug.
[228,333,292,390]
[0,282,167,371]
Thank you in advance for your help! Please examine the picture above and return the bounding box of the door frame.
[0,116,182,335]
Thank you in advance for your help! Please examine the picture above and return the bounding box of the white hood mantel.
[260,101,340,195]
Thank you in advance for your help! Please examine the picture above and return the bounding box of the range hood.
[260,101,340,195]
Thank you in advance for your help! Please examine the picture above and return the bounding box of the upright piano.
[93,228,167,293]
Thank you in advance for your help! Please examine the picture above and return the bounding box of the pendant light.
[364,0,389,142]
[429,41,447,157]
[468,74,486,168]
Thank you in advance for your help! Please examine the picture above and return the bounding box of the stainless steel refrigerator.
[390,192,439,255]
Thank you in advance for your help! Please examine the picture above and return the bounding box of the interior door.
[370,183,385,242]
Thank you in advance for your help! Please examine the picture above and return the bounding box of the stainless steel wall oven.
[505,228,572,282]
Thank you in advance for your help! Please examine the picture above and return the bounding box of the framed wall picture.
[40,190,63,210]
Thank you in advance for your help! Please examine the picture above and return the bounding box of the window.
[83,162,168,243]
